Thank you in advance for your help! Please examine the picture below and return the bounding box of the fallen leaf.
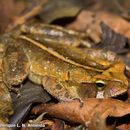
[9,80,51,129]
[32,98,130,129]
[0,0,25,33]
[66,10,130,39]
[39,0,87,23]
[7,0,48,32]
[96,22,130,54]
[116,123,130,130]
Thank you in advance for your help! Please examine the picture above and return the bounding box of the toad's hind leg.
[0,56,13,124]
[4,44,30,85]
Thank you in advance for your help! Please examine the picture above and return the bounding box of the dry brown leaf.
[32,98,130,130]
[0,0,25,33]
[116,123,130,130]
[7,0,48,32]
[66,10,130,39]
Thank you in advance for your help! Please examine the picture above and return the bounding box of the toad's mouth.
[96,88,127,98]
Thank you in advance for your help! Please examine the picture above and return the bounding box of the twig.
[6,0,48,32]
[113,0,127,14]
[113,0,130,20]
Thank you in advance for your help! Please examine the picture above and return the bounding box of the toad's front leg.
[4,43,30,86]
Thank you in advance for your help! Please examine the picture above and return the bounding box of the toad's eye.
[95,80,106,90]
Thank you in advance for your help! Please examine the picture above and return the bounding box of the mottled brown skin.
[0,38,13,124]
[23,33,121,71]
[4,44,30,85]
[20,22,88,47]
[0,23,129,122]
[16,35,128,100]
[19,24,128,99]
[4,23,129,100]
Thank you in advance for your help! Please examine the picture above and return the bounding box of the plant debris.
[97,22,130,54]
[32,98,130,130]
[9,80,51,129]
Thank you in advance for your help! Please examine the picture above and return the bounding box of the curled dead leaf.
[66,10,130,39]
[32,98,130,129]
[0,0,25,33]
[97,22,130,54]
